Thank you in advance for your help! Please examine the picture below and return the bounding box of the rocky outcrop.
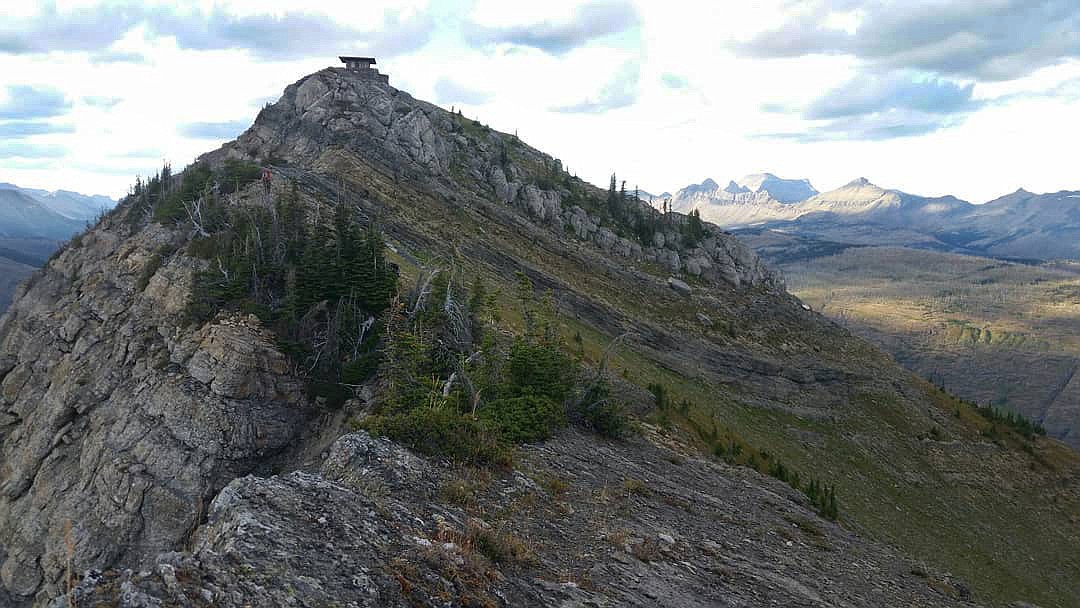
[0,221,310,604]
[518,184,561,224]
[667,277,692,297]
[58,430,977,607]
[488,166,518,204]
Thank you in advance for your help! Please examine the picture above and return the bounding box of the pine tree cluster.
[973,402,1047,439]
[125,161,398,408]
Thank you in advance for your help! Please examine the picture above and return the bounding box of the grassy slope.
[270,142,1080,607]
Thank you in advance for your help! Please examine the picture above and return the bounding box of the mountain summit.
[0,65,1077,607]
[736,173,819,203]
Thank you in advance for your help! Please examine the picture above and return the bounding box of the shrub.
[973,402,1046,438]
[506,339,574,402]
[438,479,480,508]
[340,350,380,385]
[218,158,262,193]
[622,478,650,496]
[467,525,534,565]
[572,381,629,438]
[704,418,839,520]
[648,382,669,410]
[362,407,512,467]
[481,395,566,443]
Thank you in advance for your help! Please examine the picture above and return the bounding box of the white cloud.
[0,0,1078,204]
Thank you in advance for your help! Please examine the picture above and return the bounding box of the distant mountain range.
[656,175,1080,260]
[0,182,114,240]
[0,183,115,313]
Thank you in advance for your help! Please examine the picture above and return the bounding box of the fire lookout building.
[339,56,390,84]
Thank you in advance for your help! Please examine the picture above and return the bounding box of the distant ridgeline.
[666,176,1080,261]
[0,183,116,313]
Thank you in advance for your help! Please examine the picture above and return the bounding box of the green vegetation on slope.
[649,382,839,520]
[363,271,627,466]
[350,133,1080,601]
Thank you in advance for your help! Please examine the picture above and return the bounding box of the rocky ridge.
[0,222,312,603]
[0,66,1077,607]
[209,68,776,289]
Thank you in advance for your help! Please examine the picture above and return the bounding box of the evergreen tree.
[607,173,621,223]
[683,209,706,246]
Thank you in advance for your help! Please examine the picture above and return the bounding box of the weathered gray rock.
[686,255,712,277]
[593,227,618,252]
[659,249,681,273]
[564,206,596,239]
[388,108,449,176]
[0,222,311,604]
[57,430,978,608]
[186,316,297,400]
[668,277,692,297]
[488,166,518,204]
[518,185,561,224]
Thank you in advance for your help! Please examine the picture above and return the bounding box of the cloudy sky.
[2,0,1080,202]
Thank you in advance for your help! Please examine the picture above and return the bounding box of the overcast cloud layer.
[737,0,1080,81]
[0,2,436,60]
[1,0,1079,202]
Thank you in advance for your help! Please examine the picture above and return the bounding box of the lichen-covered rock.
[320,431,437,497]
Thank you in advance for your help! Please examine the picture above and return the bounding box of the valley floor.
[775,245,1080,450]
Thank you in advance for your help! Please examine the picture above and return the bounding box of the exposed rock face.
[0,222,310,603]
[60,431,976,607]
[488,166,517,204]
[518,184,561,224]
[564,205,597,239]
